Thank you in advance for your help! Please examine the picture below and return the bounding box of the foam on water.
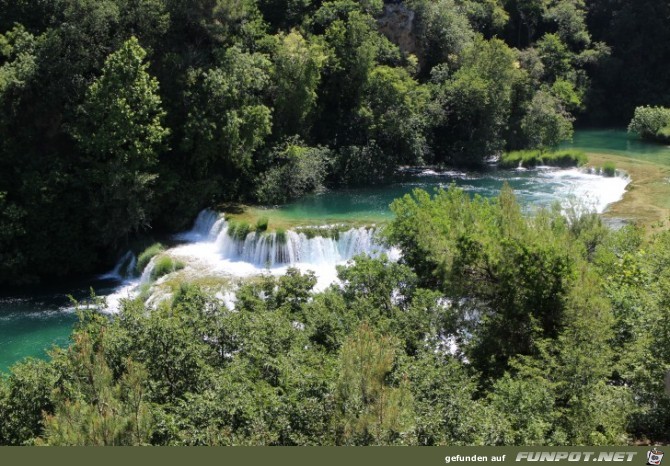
[539,168,629,214]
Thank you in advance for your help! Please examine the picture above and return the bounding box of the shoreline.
[586,152,670,230]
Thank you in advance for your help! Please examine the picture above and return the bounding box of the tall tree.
[74,36,169,246]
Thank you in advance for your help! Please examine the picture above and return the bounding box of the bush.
[602,162,616,177]
[255,142,330,204]
[275,229,287,244]
[136,243,164,273]
[256,217,269,232]
[628,106,670,142]
[151,255,185,280]
[499,149,587,169]
[227,221,252,241]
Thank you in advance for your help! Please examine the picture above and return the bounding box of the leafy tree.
[520,89,574,150]
[74,36,168,246]
[357,65,430,169]
[0,359,56,445]
[255,140,330,204]
[628,106,670,143]
[407,0,474,74]
[432,37,523,164]
[333,323,413,445]
[410,349,511,445]
[182,46,272,199]
[41,340,154,446]
[272,30,327,138]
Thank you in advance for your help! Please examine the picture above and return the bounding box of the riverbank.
[586,152,670,229]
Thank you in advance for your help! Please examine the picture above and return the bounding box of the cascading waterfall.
[214,223,383,267]
[101,250,137,281]
[139,257,157,285]
[175,209,226,241]
[102,210,391,313]
[169,209,386,268]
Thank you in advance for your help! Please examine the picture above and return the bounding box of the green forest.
[1,0,670,447]
[1,187,669,445]
[2,0,670,284]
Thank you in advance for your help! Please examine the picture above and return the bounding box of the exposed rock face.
[377,2,419,57]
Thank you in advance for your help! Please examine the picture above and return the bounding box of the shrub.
[227,221,252,241]
[256,217,269,232]
[628,106,670,142]
[602,162,616,177]
[136,243,164,273]
[275,229,287,244]
[499,149,586,169]
[151,256,185,280]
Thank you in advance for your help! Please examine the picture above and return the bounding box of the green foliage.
[355,65,430,171]
[255,217,269,232]
[432,37,524,165]
[136,242,164,273]
[520,90,574,150]
[601,162,616,177]
[407,0,474,74]
[0,0,616,284]
[499,149,587,169]
[74,36,169,246]
[628,106,670,143]
[255,141,330,204]
[275,228,287,244]
[3,186,668,445]
[0,359,56,445]
[385,184,600,379]
[181,46,273,198]
[227,221,252,241]
[150,255,185,280]
[333,323,413,445]
[272,30,327,138]
[41,334,154,446]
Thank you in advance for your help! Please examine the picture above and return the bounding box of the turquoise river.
[1,129,669,372]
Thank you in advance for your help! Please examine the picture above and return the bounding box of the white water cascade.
[215,225,381,267]
[100,250,137,281]
[165,212,394,291]
[174,209,226,242]
[101,212,391,313]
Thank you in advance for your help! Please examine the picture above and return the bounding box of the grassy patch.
[161,273,233,294]
[222,204,386,232]
[255,216,269,232]
[136,243,164,273]
[227,221,252,241]
[500,149,587,169]
[602,162,617,177]
[294,225,362,240]
[138,282,153,302]
[151,255,186,280]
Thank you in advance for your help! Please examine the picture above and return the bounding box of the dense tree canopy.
[0,0,665,283]
[1,186,667,445]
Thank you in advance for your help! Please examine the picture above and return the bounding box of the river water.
[1,129,662,372]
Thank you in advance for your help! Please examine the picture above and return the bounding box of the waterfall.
[213,224,383,267]
[175,209,225,241]
[100,251,137,281]
[139,257,157,285]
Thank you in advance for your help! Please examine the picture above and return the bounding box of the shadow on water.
[0,276,123,372]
